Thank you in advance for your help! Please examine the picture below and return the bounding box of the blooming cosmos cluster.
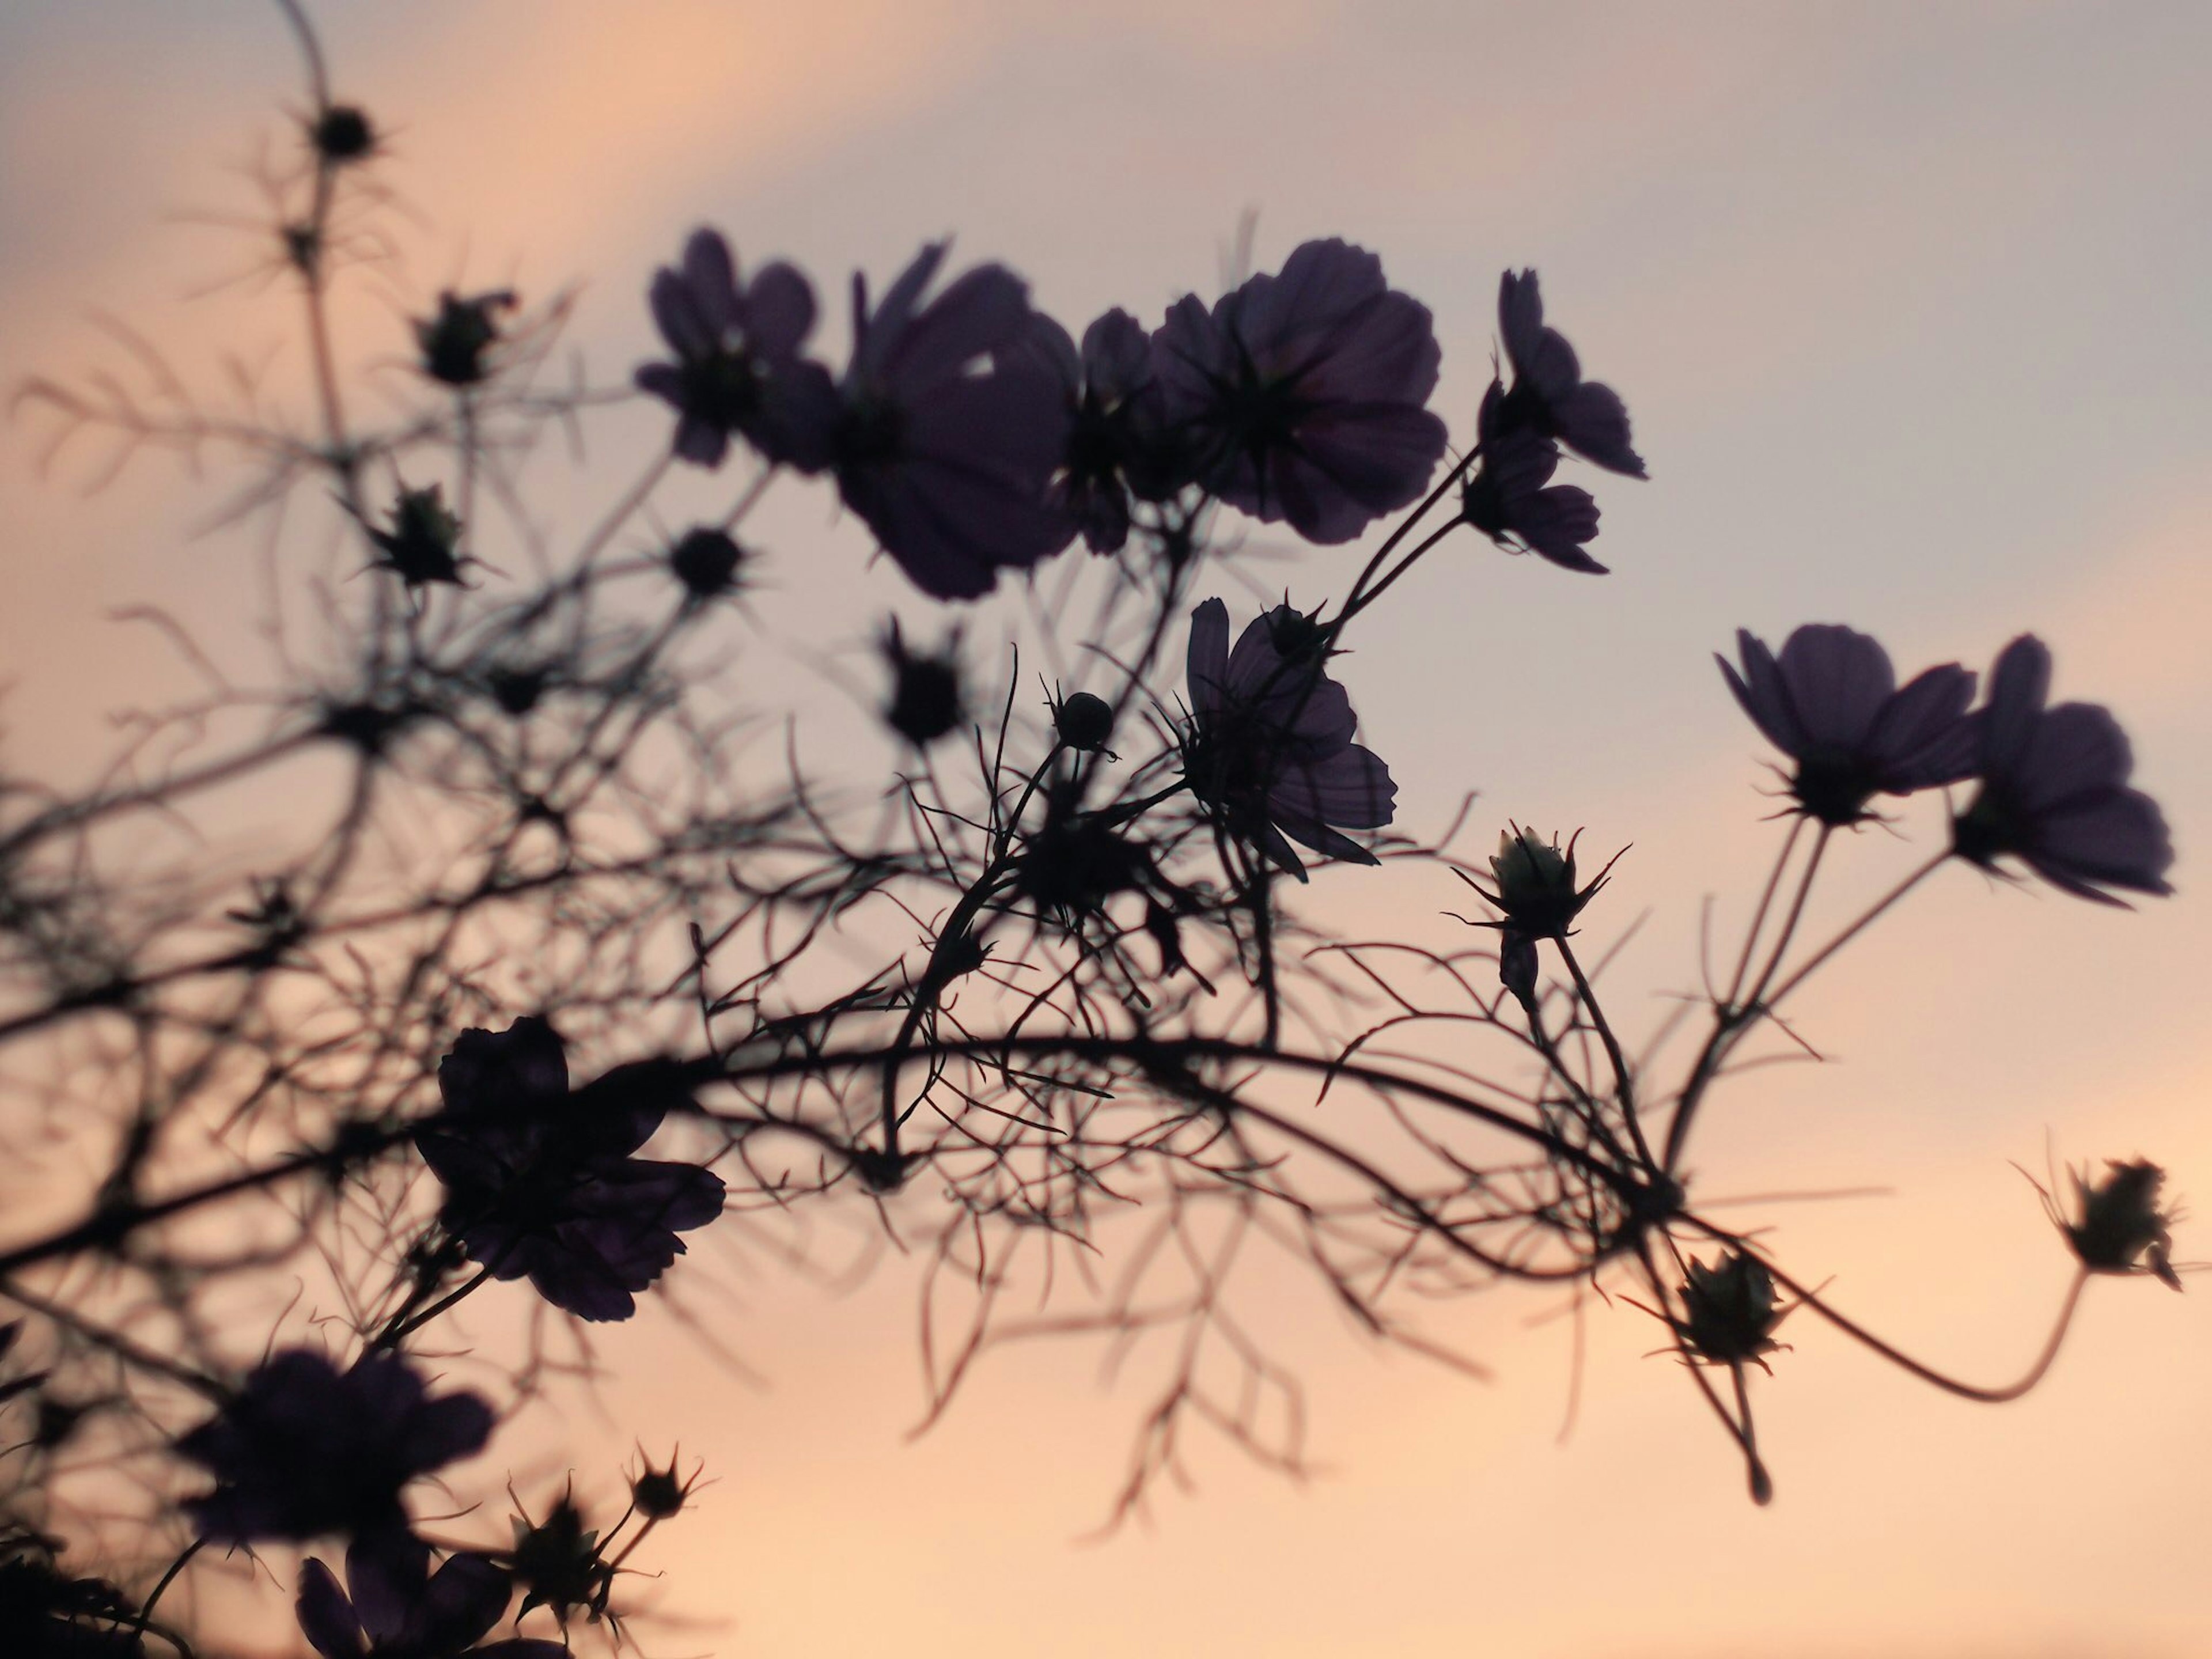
[634,229,1598,603]
[1722,624,2172,901]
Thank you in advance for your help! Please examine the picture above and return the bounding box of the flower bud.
[1053,691,1115,753]
[630,1447,701,1520]
[1676,1251,1787,1367]
[414,289,516,388]
[309,104,376,165]
[881,622,964,748]
[2065,1160,2181,1289]
[368,484,465,588]
[669,527,745,601]
[1465,823,1624,940]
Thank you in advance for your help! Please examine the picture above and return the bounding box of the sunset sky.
[3,3,2210,1655]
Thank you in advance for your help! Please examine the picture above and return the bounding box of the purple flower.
[1154,238,1448,544]
[1183,598,1396,880]
[176,1350,493,1549]
[1460,380,1605,573]
[1017,308,1169,554]
[1495,269,1645,478]
[1952,635,2173,904]
[830,243,1075,600]
[298,1550,563,1659]
[416,1020,725,1323]
[634,229,837,471]
[1720,625,1979,826]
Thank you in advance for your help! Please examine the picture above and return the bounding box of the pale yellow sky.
[3,3,2210,1656]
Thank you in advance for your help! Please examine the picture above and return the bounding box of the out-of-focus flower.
[0,1528,145,1658]
[666,526,746,602]
[1183,597,1396,880]
[1719,625,1979,827]
[414,290,517,388]
[1019,308,1172,553]
[310,105,377,166]
[879,620,965,748]
[297,1551,562,1659]
[416,1020,725,1323]
[1673,1251,1789,1369]
[176,1350,493,1551]
[1460,381,1604,573]
[1154,238,1447,544]
[831,243,1074,599]
[368,485,466,589]
[634,229,837,472]
[1495,269,1645,478]
[2054,1159,2182,1290]
[1951,635,2173,904]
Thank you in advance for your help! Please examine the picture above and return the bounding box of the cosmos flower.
[1719,625,1979,826]
[1017,307,1169,554]
[297,1551,563,1659]
[634,229,837,471]
[1494,268,1645,478]
[830,243,1075,599]
[416,1020,725,1323]
[1183,597,1396,879]
[175,1350,493,1551]
[1950,635,2173,903]
[1153,238,1448,544]
[1460,380,1605,573]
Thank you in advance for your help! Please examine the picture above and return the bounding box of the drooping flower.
[1460,380,1604,573]
[1495,268,1645,478]
[1153,238,1448,544]
[1950,635,2174,903]
[830,243,1075,599]
[1182,597,1396,880]
[416,1020,725,1323]
[1719,625,1979,826]
[175,1350,493,1551]
[1018,308,1171,554]
[297,1551,563,1659]
[634,229,837,472]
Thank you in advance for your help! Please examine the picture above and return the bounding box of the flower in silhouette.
[416,1019,725,1323]
[298,1551,562,1659]
[634,229,837,471]
[1154,238,1447,544]
[830,243,1074,599]
[1719,625,1979,826]
[176,1350,493,1554]
[1950,635,2173,903]
[1183,597,1396,879]
[1495,269,1645,478]
[1460,380,1605,573]
[1018,308,1174,554]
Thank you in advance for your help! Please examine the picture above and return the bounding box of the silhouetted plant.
[0,3,2186,1652]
